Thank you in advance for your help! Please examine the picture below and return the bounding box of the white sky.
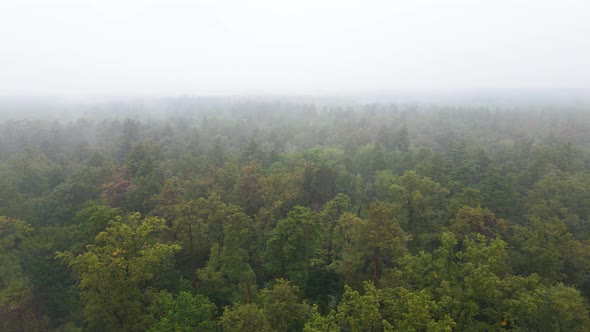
[0,0,589,96]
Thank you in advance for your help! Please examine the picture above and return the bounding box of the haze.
[1,0,589,97]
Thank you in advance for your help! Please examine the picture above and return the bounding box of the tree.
[260,279,309,332]
[241,138,263,164]
[172,195,236,294]
[101,165,133,209]
[207,137,225,168]
[126,142,160,179]
[319,194,351,267]
[390,171,449,251]
[237,161,263,215]
[18,224,83,327]
[381,287,455,331]
[57,213,180,331]
[477,169,521,220]
[449,206,507,242]
[384,232,590,331]
[417,152,447,185]
[125,171,164,215]
[257,162,303,231]
[148,291,217,332]
[511,217,590,290]
[0,216,34,331]
[525,171,590,239]
[220,303,270,332]
[219,204,257,304]
[395,126,410,152]
[265,206,320,289]
[370,142,386,176]
[501,278,590,331]
[332,283,393,332]
[373,170,396,202]
[310,164,337,209]
[449,188,481,213]
[303,305,339,332]
[172,200,207,293]
[340,201,407,287]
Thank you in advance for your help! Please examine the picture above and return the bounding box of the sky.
[0,0,589,97]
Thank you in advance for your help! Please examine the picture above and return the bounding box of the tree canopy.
[1,99,590,330]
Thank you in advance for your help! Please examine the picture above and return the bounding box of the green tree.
[449,187,482,213]
[148,291,217,332]
[385,232,590,331]
[208,136,225,168]
[477,169,520,220]
[396,126,410,152]
[449,206,507,242]
[319,194,351,267]
[57,213,180,331]
[241,138,263,164]
[0,216,34,331]
[301,192,347,304]
[260,279,309,332]
[502,277,590,331]
[381,287,455,331]
[126,142,160,179]
[333,283,393,332]
[511,217,590,290]
[265,206,319,289]
[237,161,264,215]
[340,202,407,287]
[386,232,506,330]
[172,195,234,294]
[220,204,257,304]
[390,171,449,250]
[220,303,271,332]
[417,152,447,185]
[525,171,590,239]
[172,200,208,293]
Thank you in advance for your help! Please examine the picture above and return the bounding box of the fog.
[1,0,589,97]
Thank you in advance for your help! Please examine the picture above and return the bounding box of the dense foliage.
[1,98,590,331]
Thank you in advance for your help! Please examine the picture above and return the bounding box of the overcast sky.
[0,0,589,96]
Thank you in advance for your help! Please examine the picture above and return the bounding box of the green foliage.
[382,232,590,331]
[220,303,271,332]
[381,287,455,331]
[0,216,35,330]
[391,171,450,250]
[19,224,83,325]
[525,171,590,239]
[477,169,521,220]
[511,217,590,292]
[4,102,590,330]
[148,291,217,332]
[333,283,391,332]
[450,206,507,240]
[339,201,407,287]
[501,277,590,331]
[265,206,320,289]
[198,243,233,305]
[208,137,225,168]
[57,213,180,331]
[260,279,309,331]
[303,305,340,332]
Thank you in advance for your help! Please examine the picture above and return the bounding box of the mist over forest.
[2,92,590,331]
[2,0,590,330]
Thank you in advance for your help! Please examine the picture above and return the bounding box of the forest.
[1,98,590,331]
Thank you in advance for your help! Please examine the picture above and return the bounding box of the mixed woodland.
[2,98,590,331]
